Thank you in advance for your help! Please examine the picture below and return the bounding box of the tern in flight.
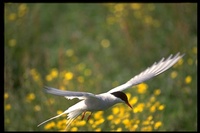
[38,52,184,129]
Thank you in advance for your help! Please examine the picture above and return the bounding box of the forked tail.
[38,109,83,130]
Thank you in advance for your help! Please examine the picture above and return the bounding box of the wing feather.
[44,86,96,100]
[108,53,184,93]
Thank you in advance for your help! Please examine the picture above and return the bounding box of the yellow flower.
[193,46,197,54]
[154,121,162,129]
[94,111,103,120]
[154,89,161,96]
[158,105,165,110]
[57,119,67,129]
[137,83,148,94]
[70,127,78,131]
[115,127,122,131]
[147,115,153,121]
[64,72,74,80]
[95,128,101,131]
[30,68,41,83]
[170,71,178,79]
[66,49,74,57]
[8,39,17,47]
[18,4,28,17]
[131,4,141,10]
[5,104,11,111]
[75,120,86,126]
[142,120,150,125]
[130,96,138,105]
[89,119,94,124]
[46,74,52,81]
[125,92,131,100]
[107,115,114,120]
[185,76,192,84]
[101,39,110,48]
[112,107,119,115]
[4,92,9,99]
[174,58,183,67]
[94,118,104,126]
[34,105,41,112]
[122,118,129,125]
[133,103,145,113]
[50,68,58,78]
[141,125,152,131]
[44,121,56,130]
[8,13,17,21]
[114,4,124,12]
[149,105,156,113]
[113,118,121,125]
[77,76,84,83]
[26,93,35,102]
[150,96,156,103]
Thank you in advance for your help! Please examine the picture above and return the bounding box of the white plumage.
[38,52,184,129]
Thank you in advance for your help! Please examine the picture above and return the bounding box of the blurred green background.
[4,3,197,131]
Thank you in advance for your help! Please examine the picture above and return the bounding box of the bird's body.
[38,53,184,129]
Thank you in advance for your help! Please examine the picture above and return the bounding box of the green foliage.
[5,3,197,131]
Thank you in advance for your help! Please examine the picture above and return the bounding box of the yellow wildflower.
[34,105,41,112]
[158,104,165,110]
[130,96,138,105]
[95,128,101,131]
[116,127,122,131]
[8,39,17,47]
[64,72,74,80]
[94,111,103,120]
[112,107,119,115]
[185,76,192,84]
[170,71,178,79]
[44,121,55,130]
[150,105,156,113]
[70,127,78,131]
[131,4,141,10]
[66,49,74,57]
[5,104,11,111]
[154,121,162,129]
[26,93,35,102]
[8,13,17,21]
[107,115,114,120]
[101,39,110,48]
[137,83,148,94]
[4,92,9,99]
[154,89,161,96]
[50,68,58,78]
[77,76,84,83]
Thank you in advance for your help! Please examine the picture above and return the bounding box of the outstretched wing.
[108,52,184,93]
[44,86,97,100]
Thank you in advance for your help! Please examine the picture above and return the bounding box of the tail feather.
[66,110,83,129]
[38,109,83,130]
[37,110,68,127]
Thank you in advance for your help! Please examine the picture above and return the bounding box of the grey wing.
[108,52,184,93]
[44,86,97,100]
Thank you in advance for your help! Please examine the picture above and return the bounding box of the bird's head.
[111,91,132,109]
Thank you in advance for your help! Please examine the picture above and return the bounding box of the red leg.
[81,112,86,120]
[87,112,92,121]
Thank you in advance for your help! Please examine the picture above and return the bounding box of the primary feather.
[108,53,184,93]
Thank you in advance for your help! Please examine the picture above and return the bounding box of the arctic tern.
[38,52,184,129]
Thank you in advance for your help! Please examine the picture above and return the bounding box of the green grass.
[4,3,197,131]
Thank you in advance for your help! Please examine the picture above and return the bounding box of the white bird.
[38,52,184,129]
